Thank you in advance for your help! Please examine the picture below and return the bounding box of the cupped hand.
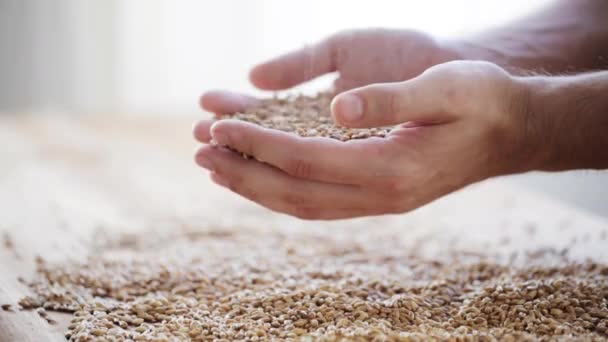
[198,28,458,116]
[194,61,537,220]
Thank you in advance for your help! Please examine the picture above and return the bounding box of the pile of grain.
[15,225,608,341]
[215,93,392,141]
[7,95,607,341]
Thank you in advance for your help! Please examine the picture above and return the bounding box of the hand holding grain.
[194,61,536,219]
[196,28,457,117]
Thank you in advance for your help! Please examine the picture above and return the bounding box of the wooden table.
[1,113,606,341]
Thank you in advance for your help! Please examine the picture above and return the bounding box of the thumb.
[330,79,454,128]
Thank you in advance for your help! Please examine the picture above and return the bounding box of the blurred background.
[1,0,607,216]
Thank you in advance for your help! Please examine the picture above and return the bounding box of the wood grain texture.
[0,113,606,341]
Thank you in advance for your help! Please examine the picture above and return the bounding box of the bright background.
[116,0,551,114]
[1,0,607,217]
[1,0,551,114]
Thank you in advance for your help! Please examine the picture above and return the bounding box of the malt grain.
[2,232,13,249]
[16,225,608,341]
[215,93,392,141]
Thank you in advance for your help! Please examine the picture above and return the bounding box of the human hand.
[197,28,458,115]
[194,61,537,220]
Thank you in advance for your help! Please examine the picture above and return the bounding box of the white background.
[1,0,552,114]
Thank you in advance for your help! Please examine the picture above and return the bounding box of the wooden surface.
[0,113,606,342]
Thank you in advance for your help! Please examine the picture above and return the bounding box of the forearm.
[523,71,608,171]
[447,0,608,74]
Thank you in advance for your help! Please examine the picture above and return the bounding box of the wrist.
[511,77,557,172]
[518,73,608,172]
[484,75,548,177]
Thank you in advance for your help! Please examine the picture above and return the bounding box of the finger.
[249,37,336,90]
[199,90,260,114]
[194,145,383,220]
[193,119,214,143]
[211,170,378,220]
[330,73,459,128]
[212,169,381,220]
[209,120,399,185]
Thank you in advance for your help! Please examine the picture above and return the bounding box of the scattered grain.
[17,224,608,341]
[3,232,13,249]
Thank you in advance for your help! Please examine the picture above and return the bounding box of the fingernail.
[338,94,363,122]
[210,172,229,187]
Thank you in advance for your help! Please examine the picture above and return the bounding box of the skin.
[523,72,608,172]
[452,0,608,74]
[193,0,608,220]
